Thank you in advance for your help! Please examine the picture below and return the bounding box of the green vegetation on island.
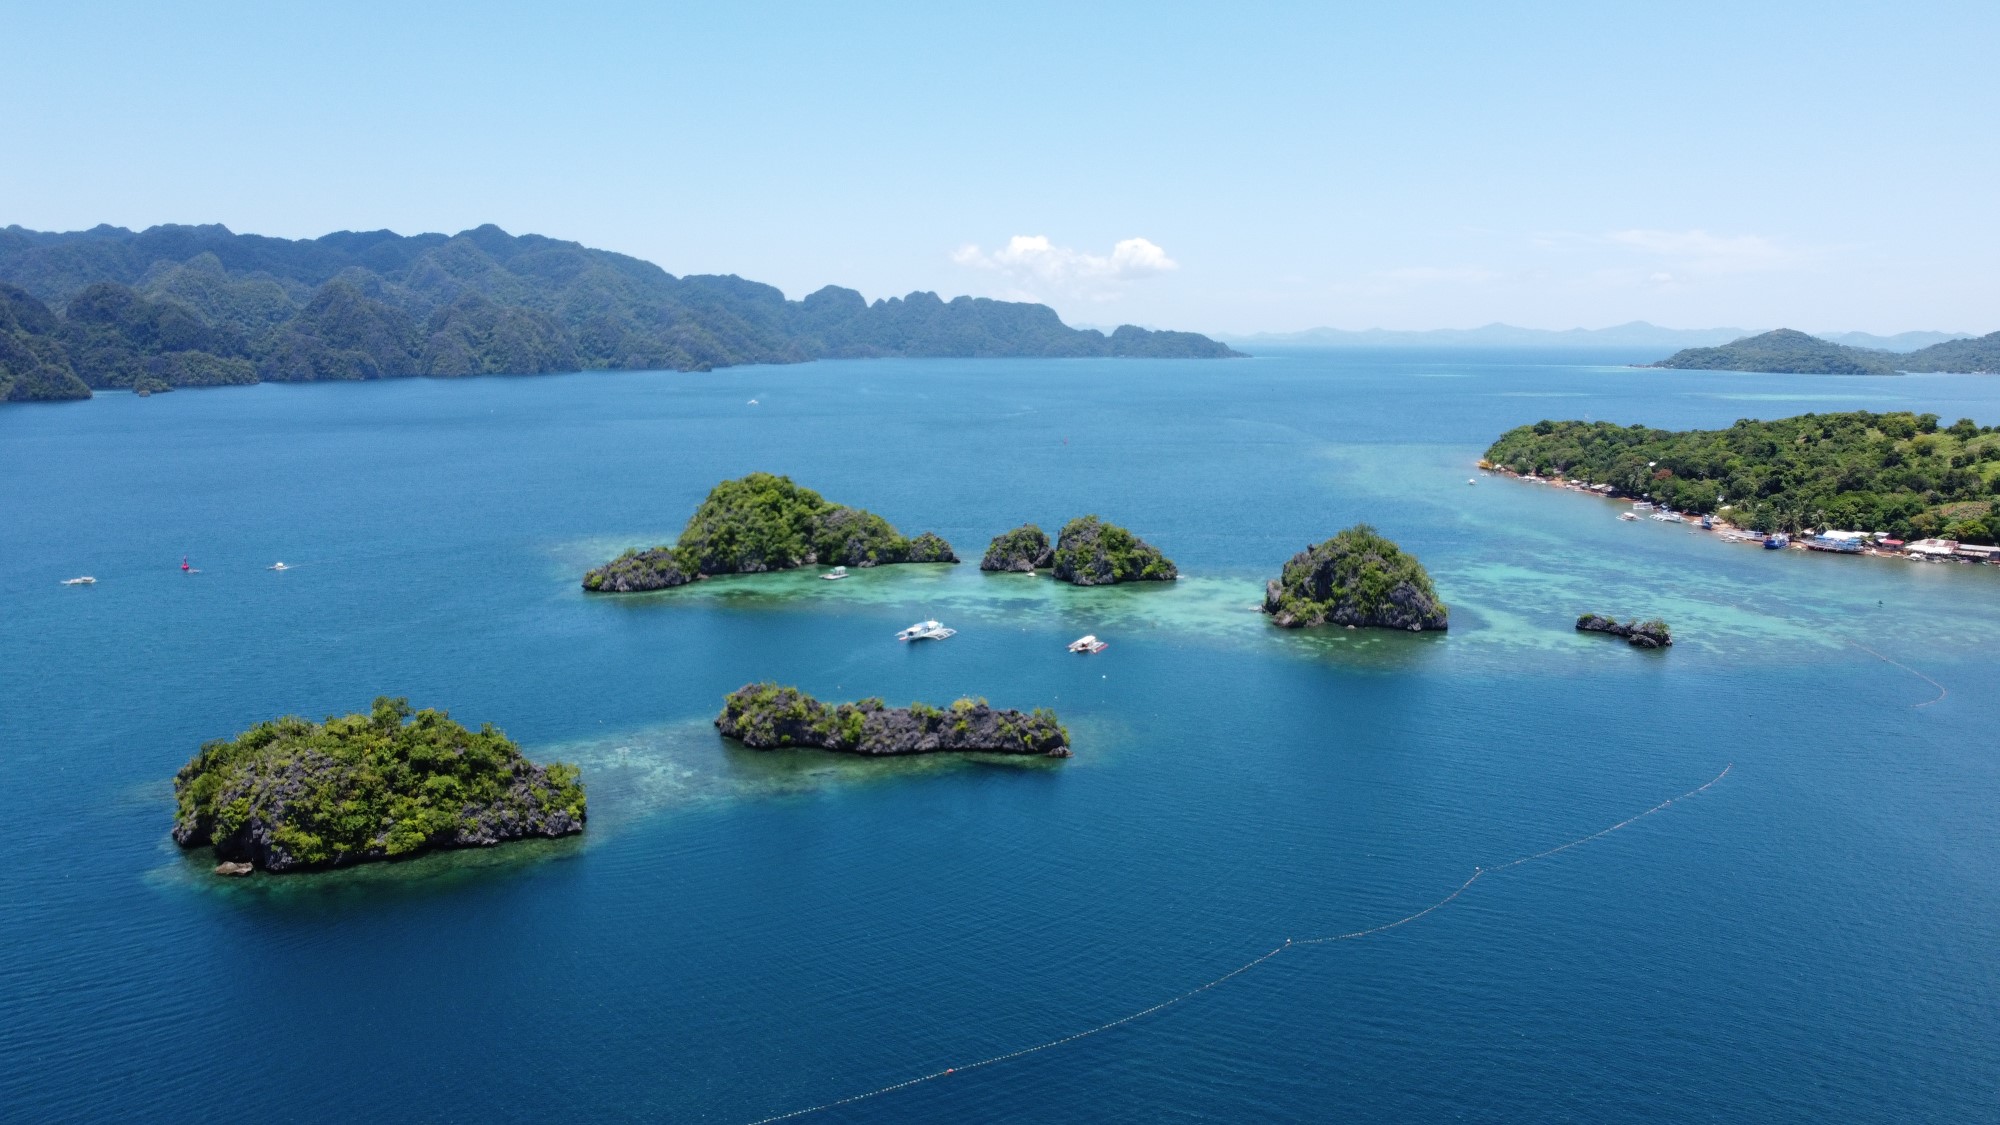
[1050,516,1178,585]
[583,473,957,591]
[0,223,1241,399]
[1651,328,2000,375]
[0,284,91,401]
[980,523,1055,572]
[171,697,585,873]
[1483,411,2000,543]
[714,683,1071,757]
[1263,525,1448,631]
[1576,613,1672,648]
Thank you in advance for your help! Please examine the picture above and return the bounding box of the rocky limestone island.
[1050,516,1178,585]
[980,523,1055,572]
[715,683,1072,758]
[172,697,586,873]
[583,472,957,592]
[1576,613,1673,648]
[1264,524,1449,631]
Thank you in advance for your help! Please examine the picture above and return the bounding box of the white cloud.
[1605,228,1787,274]
[953,235,1179,299]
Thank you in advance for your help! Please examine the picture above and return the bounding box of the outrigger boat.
[61,576,96,585]
[269,561,290,571]
[895,620,955,641]
[1067,634,1108,654]
[820,566,848,580]
[1618,512,1639,522]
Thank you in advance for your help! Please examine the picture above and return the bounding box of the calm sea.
[3,350,1997,1123]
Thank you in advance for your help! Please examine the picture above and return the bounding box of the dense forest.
[1483,411,2000,543]
[0,223,1239,401]
[1652,328,2000,375]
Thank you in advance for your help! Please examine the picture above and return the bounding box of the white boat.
[1619,512,1639,522]
[269,561,289,571]
[1067,634,1108,654]
[61,576,96,585]
[895,619,956,641]
[1467,478,1477,485]
[820,566,848,581]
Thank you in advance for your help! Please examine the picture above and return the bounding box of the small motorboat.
[1619,512,1639,522]
[747,398,760,405]
[61,576,96,585]
[896,620,956,642]
[820,566,848,581]
[269,561,290,571]
[1067,634,1108,654]
[1467,478,1476,485]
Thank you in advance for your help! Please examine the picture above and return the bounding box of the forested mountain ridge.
[1651,327,2000,375]
[0,223,1239,400]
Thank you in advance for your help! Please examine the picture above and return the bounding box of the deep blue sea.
[4,349,1998,1123]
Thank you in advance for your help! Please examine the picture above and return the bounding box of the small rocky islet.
[1263,524,1449,632]
[1576,613,1673,648]
[583,472,958,592]
[979,516,1178,585]
[715,683,1072,758]
[173,697,586,874]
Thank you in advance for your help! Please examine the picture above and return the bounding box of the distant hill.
[1223,321,1752,349]
[1651,328,2000,375]
[1223,322,1978,354]
[0,223,1239,402]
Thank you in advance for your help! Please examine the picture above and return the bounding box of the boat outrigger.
[1067,634,1108,654]
[820,566,848,580]
[895,620,956,642]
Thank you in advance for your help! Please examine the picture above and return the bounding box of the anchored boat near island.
[896,620,955,642]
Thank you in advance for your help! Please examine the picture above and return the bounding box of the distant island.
[583,473,956,592]
[715,684,1071,757]
[1221,322,1973,352]
[172,697,585,874]
[1263,525,1448,631]
[980,524,1055,572]
[1650,328,2000,375]
[1484,411,1999,543]
[0,223,1241,402]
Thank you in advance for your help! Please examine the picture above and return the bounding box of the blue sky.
[3,2,1994,334]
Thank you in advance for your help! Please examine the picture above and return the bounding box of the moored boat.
[1067,634,1108,653]
[820,566,848,580]
[896,619,955,641]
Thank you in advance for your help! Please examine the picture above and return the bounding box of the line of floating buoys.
[743,763,1734,1124]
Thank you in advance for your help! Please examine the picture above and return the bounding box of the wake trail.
[743,763,1733,1125]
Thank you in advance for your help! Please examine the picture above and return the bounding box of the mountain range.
[0,224,1239,402]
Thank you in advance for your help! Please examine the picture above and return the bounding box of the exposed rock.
[582,547,694,592]
[900,531,960,564]
[715,683,1071,758]
[1263,524,1448,631]
[1050,516,1177,586]
[213,861,254,877]
[980,524,1054,572]
[1576,613,1673,648]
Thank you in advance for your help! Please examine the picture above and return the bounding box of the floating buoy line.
[1849,641,1948,708]
[744,763,1734,1124]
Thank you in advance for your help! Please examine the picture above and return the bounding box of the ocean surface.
[4,349,1998,1123]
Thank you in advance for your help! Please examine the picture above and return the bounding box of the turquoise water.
[4,351,1998,1122]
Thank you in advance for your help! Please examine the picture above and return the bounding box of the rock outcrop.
[584,473,956,591]
[715,683,1071,758]
[1263,524,1448,631]
[172,697,586,873]
[980,524,1055,572]
[1050,516,1178,586]
[1576,613,1672,648]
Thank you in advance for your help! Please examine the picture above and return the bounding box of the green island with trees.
[1576,614,1673,648]
[171,697,585,874]
[583,473,957,591]
[1049,516,1178,585]
[1263,524,1448,631]
[714,683,1071,757]
[1483,410,2000,543]
[1650,328,2000,376]
[0,223,1240,401]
